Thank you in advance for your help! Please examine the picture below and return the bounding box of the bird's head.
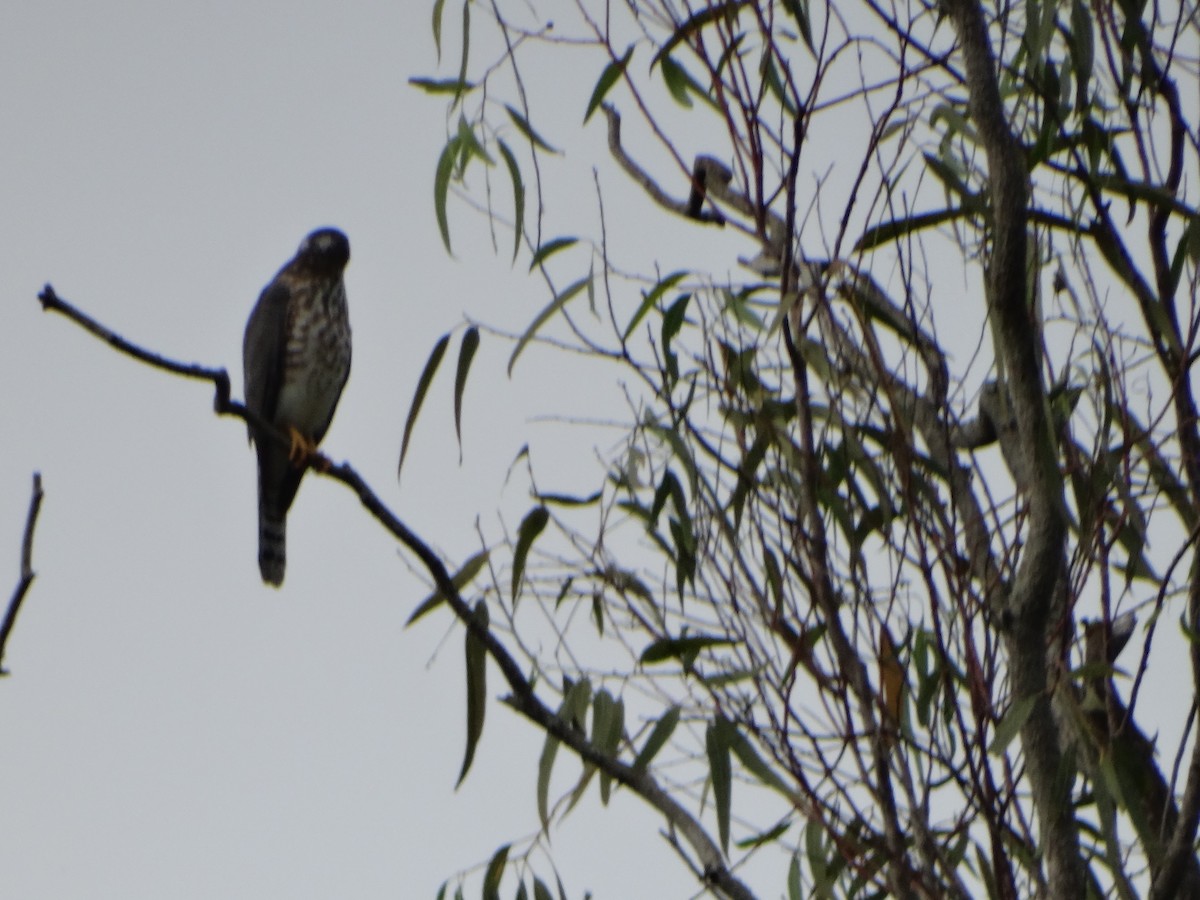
[296,227,350,274]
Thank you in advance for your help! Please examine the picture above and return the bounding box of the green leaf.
[1067,0,1094,105]
[408,77,476,95]
[658,55,718,111]
[623,271,689,340]
[399,333,450,480]
[591,592,604,635]
[594,692,624,804]
[552,577,575,611]
[781,0,813,50]
[532,879,555,900]
[640,635,734,665]
[659,55,693,107]
[914,630,941,729]
[853,206,973,253]
[1186,215,1200,264]
[730,728,794,798]
[508,275,592,375]
[649,468,685,528]
[584,46,633,124]
[453,327,479,458]
[512,506,550,603]
[481,843,509,900]
[1168,215,1200,299]
[504,104,560,154]
[736,818,791,850]
[922,151,977,204]
[706,715,735,854]
[453,0,470,109]
[632,706,680,773]
[1137,418,1198,530]
[496,140,524,263]
[713,31,747,81]
[590,690,615,745]
[536,729,560,830]
[722,286,765,330]
[434,136,460,254]
[528,237,578,273]
[728,431,769,527]
[760,51,797,116]
[647,421,698,495]
[661,290,691,342]
[563,677,593,731]
[407,550,490,626]
[763,548,784,611]
[457,600,489,787]
[537,679,592,828]
[455,114,494,166]
[1182,611,1200,645]
[432,0,446,60]
[535,490,602,507]
[568,689,623,810]
[1024,0,1056,71]
[988,694,1038,756]
[787,854,802,900]
[660,292,692,383]
[652,4,742,68]
[805,820,830,893]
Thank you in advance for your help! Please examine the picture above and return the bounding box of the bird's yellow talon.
[286,427,317,468]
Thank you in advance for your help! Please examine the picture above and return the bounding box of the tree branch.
[604,104,735,230]
[0,473,45,676]
[39,285,232,406]
[36,284,757,900]
[942,0,1082,895]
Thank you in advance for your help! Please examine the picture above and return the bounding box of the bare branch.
[0,473,46,676]
[39,284,232,408]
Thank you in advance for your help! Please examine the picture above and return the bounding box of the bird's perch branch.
[35,283,756,900]
[39,285,232,408]
[1,473,46,676]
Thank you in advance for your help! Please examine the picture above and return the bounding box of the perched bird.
[243,228,352,586]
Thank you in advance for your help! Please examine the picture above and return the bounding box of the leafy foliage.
[415,0,1200,897]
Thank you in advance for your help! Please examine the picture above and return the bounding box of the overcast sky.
[0,2,732,897]
[4,3,1195,897]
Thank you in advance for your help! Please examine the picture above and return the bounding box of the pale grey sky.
[0,2,709,897]
[4,3,1194,898]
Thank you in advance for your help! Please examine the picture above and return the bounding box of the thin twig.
[0,473,46,676]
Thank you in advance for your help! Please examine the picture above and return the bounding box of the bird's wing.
[242,277,291,440]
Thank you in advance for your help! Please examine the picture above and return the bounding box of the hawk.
[243,228,352,586]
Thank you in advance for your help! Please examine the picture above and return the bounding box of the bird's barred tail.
[258,507,287,586]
